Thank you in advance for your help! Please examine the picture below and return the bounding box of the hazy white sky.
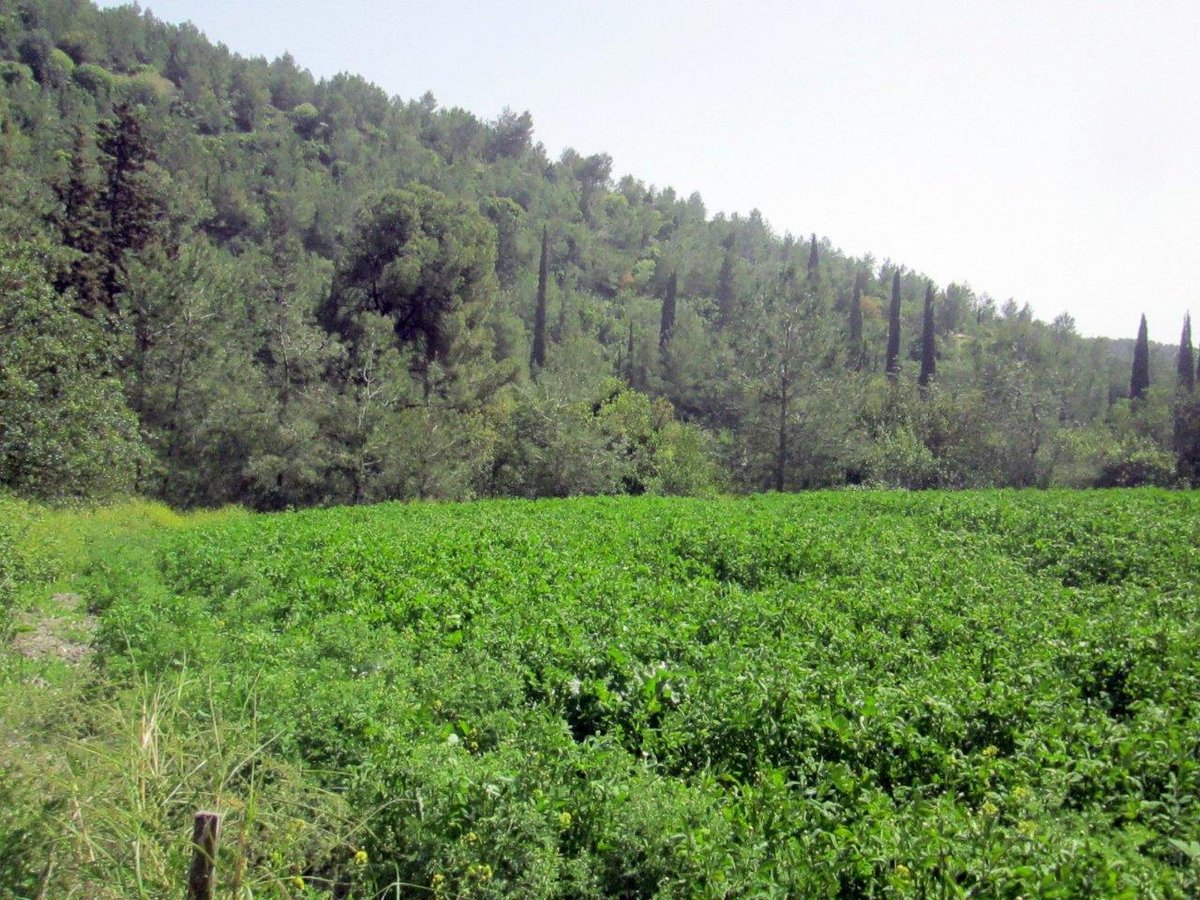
[100,0,1199,340]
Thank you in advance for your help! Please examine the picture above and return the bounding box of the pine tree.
[885,270,902,381]
[55,126,107,315]
[97,103,163,309]
[919,281,936,388]
[530,225,548,372]
[716,234,736,329]
[659,270,677,350]
[1130,314,1150,401]
[1177,313,1194,393]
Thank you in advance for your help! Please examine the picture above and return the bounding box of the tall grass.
[46,672,357,898]
[2,497,361,898]
[3,668,361,898]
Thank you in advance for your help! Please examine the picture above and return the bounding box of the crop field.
[4,491,1200,897]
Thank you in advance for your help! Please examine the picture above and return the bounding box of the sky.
[98,0,1200,340]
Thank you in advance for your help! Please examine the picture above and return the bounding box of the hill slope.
[0,0,1195,505]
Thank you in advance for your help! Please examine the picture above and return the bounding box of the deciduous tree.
[0,242,144,499]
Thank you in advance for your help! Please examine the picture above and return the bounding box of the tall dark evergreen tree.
[716,234,736,329]
[659,269,677,350]
[885,270,902,381]
[1173,313,1199,481]
[1130,314,1150,401]
[54,126,107,315]
[919,281,936,388]
[806,233,819,285]
[847,271,865,371]
[96,103,163,311]
[1177,313,1194,393]
[530,225,548,372]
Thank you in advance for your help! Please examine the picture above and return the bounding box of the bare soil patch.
[11,593,96,665]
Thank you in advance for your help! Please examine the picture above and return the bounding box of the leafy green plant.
[7,491,1200,896]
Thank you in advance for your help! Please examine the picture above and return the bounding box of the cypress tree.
[1130,314,1150,401]
[847,271,865,371]
[1177,313,1194,393]
[530,225,548,372]
[659,270,677,350]
[806,233,819,285]
[885,270,902,381]
[919,281,936,388]
[1173,313,1198,479]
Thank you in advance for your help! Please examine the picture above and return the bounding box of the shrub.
[1094,437,1177,487]
[72,62,115,96]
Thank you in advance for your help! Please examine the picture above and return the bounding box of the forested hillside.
[2,0,1197,508]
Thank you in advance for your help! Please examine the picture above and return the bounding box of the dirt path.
[11,592,96,665]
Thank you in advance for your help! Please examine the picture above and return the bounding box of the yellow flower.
[292,876,306,890]
[432,872,445,887]
[353,849,368,865]
[981,745,999,759]
[465,831,478,844]
[894,864,911,880]
[558,811,572,828]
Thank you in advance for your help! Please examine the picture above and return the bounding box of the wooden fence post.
[187,810,222,900]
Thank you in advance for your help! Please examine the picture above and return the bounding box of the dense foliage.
[1,0,1196,505]
[2,492,1170,894]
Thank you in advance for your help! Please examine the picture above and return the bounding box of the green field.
[3,491,1200,897]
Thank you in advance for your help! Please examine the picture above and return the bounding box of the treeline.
[1,0,1196,508]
